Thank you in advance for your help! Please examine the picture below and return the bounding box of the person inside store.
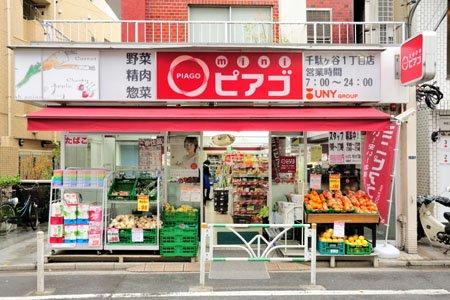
[180,136,199,169]
[203,160,212,203]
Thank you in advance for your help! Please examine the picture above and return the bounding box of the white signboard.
[42,50,99,100]
[438,117,450,131]
[438,136,450,150]
[303,51,380,102]
[100,51,155,101]
[329,131,361,164]
[15,49,42,100]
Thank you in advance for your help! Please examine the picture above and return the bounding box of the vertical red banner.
[362,124,398,224]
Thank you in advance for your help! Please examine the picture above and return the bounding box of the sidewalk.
[1,228,449,272]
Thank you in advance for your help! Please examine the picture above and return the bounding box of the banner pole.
[384,121,401,246]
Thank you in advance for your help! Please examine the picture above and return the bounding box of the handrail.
[199,222,317,287]
[39,20,405,45]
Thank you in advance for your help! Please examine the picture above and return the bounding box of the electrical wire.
[416,83,444,109]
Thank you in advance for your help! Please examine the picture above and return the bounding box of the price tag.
[107,228,119,243]
[333,221,345,237]
[137,195,150,212]
[329,174,341,191]
[310,174,322,190]
[132,228,144,242]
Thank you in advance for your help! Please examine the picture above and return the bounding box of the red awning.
[27,107,391,132]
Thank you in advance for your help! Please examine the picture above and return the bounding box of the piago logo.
[305,88,337,100]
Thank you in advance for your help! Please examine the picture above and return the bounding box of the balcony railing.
[40,20,406,45]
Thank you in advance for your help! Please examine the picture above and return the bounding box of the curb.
[0,264,36,272]
[2,260,450,272]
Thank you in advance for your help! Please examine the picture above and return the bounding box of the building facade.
[11,0,420,254]
[411,0,450,223]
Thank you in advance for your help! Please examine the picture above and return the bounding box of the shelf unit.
[48,172,108,252]
[230,154,269,223]
[103,175,161,251]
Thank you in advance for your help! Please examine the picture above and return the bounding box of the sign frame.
[400,31,436,86]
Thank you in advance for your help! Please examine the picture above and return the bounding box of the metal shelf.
[51,186,104,190]
[49,243,103,251]
[107,199,158,204]
[104,244,159,251]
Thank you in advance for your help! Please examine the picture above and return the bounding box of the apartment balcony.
[39,20,406,46]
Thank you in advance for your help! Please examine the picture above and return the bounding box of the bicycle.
[0,184,39,233]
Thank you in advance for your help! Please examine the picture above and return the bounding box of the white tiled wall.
[412,0,449,197]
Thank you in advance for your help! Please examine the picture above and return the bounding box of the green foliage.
[258,205,269,218]
[0,175,20,188]
[52,141,61,159]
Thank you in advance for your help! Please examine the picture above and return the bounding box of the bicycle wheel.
[0,203,16,233]
[28,203,39,230]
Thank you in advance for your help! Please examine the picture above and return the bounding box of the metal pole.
[310,223,317,285]
[199,223,207,286]
[36,231,45,294]
[384,122,401,246]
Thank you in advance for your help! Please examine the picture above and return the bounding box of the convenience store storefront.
[14,46,410,257]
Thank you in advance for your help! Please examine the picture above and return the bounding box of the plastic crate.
[345,242,372,255]
[108,179,137,200]
[160,226,198,244]
[135,178,157,200]
[160,244,198,257]
[162,210,199,226]
[318,240,345,255]
[118,229,157,244]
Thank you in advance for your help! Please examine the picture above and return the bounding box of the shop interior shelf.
[104,244,160,251]
[52,186,104,190]
[107,178,137,201]
[107,199,158,204]
[305,213,379,224]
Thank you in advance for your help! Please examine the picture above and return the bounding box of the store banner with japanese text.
[100,51,155,101]
[329,131,361,164]
[362,124,398,224]
[15,49,408,103]
[157,52,303,100]
[303,51,380,102]
[64,135,88,148]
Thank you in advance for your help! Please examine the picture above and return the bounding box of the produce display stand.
[48,170,108,253]
[305,213,379,248]
[103,173,161,251]
[306,212,380,267]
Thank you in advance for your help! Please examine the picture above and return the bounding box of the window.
[306,9,331,44]
[23,0,39,20]
[378,0,394,44]
[189,6,272,43]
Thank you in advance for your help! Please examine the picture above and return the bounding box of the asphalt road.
[0,268,449,299]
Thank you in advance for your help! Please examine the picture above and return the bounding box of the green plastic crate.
[160,226,198,244]
[162,210,199,226]
[318,240,345,255]
[135,178,157,200]
[108,178,137,200]
[160,244,198,257]
[345,242,372,255]
[118,229,157,244]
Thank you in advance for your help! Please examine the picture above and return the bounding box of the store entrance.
[202,131,269,226]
